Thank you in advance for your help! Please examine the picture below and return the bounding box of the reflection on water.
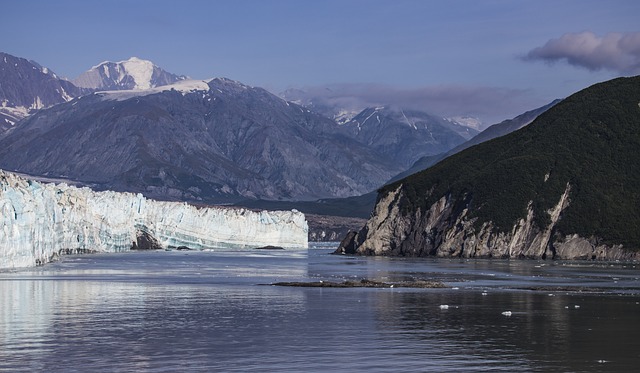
[1,248,639,372]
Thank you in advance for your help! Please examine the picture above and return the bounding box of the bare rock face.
[336,185,639,261]
[0,52,87,132]
[132,230,163,250]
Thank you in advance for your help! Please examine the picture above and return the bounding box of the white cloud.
[524,31,640,74]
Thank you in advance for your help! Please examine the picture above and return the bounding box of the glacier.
[0,170,308,269]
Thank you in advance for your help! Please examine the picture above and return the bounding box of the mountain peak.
[73,57,186,91]
[119,57,155,90]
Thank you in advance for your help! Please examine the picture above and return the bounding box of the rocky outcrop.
[0,170,308,269]
[336,184,638,261]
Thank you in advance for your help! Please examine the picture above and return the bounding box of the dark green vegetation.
[381,76,640,249]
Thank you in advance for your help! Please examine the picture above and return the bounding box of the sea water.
[1,245,639,372]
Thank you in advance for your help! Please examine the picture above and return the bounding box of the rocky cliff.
[337,76,640,261]
[336,185,637,260]
[0,170,308,269]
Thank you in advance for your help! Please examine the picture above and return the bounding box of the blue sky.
[3,0,639,124]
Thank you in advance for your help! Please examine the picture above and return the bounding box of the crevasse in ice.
[0,170,308,269]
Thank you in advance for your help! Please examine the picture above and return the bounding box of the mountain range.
[0,77,404,202]
[0,52,487,206]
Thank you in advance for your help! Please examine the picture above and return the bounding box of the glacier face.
[0,170,308,269]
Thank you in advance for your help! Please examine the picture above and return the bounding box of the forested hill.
[383,75,640,249]
[338,76,640,259]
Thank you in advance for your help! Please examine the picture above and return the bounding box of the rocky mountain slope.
[241,102,559,220]
[341,107,477,168]
[0,78,402,203]
[73,57,187,90]
[0,52,86,132]
[337,76,640,260]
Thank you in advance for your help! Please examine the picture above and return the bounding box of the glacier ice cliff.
[0,170,308,269]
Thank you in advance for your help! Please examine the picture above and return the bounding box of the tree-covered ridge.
[381,76,640,249]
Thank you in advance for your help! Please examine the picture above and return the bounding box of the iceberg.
[0,170,308,269]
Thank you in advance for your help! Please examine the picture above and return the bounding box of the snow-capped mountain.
[73,57,187,91]
[0,52,490,208]
[0,77,402,203]
[0,52,86,132]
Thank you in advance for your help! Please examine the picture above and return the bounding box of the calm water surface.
[1,245,639,372]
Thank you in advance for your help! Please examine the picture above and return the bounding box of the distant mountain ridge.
[341,106,477,168]
[240,102,557,218]
[0,51,554,219]
[73,57,187,91]
[390,99,560,182]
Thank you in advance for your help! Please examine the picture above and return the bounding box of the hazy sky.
[3,0,639,124]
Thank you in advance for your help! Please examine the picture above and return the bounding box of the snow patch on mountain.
[334,109,360,124]
[447,116,483,130]
[0,104,29,127]
[121,57,154,89]
[96,79,211,101]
